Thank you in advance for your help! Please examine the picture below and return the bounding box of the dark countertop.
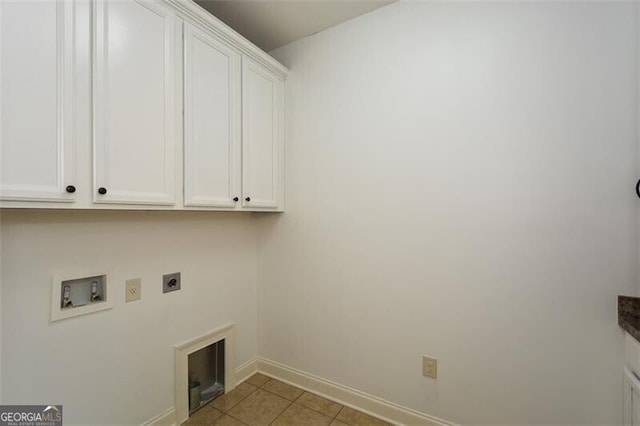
[619,295,640,342]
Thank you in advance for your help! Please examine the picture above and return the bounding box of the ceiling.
[195,0,394,52]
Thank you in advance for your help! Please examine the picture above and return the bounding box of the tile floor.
[184,373,392,426]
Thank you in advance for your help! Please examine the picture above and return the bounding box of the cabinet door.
[0,0,76,202]
[241,57,284,210]
[184,23,240,208]
[94,0,176,205]
[634,387,640,426]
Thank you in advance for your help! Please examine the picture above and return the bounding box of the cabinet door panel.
[0,0,75,202]
[242,58,283,210]
[94,0,176,205]
[184,23,240,208]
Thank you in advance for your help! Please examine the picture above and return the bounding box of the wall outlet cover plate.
[163,272,181,293]
[423,355,438,379]
[126,278,141,302]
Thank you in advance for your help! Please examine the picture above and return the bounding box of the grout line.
[214,381,259,414]
[260,378,346,424]
[298,396,344,421]
[226,411,251,426]
[259,380,295,426]
[220,383,257,425]
[241,374,381,426]
[260,383,302,402]
[294,389,345,421]
[232,375,295,426]
[255,376,332,426]
[266,400,293,426]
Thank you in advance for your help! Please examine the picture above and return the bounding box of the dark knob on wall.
[65,185,76,193]
[233,197,239,202]
[636,180,640,199]
[98,187,107,195]
[245,197,251,202]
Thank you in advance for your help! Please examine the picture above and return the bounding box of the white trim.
[235,358,258,385]
[141,408,176,426]
[163,0,288,79]
[174,324,236,425]
[257,357,456,426]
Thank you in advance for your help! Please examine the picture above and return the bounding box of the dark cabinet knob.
[65,185,76,193]
[98,187,107,195]
[233,197,239,202]
[245,197,251,202]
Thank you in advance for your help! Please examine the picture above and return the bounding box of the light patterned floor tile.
[194,375,393,426]
[262,379,304,401]
[271,403,332,426]
[184,406,224,425]
[227,389,290,426]
[335,406,392,426]
[211,415,247,426]
[245,373,271,387]
[296,391,343,418]
[211,383,257,412]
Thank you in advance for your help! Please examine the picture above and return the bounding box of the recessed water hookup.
[91,280,102,302]
[51,272,113,322]
[62,285,73,308]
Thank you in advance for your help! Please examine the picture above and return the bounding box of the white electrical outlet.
[126,278,141,302]
[423,356,438,379]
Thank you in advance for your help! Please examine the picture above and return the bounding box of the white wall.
[260,2,638,424]
[0,210,259,424]
[0,212,3,403]
[0,3,261,422]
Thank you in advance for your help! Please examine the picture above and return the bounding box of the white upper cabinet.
[183,22,241,208]
[0,0,76,202]
[0,0,287,211]
[93,0,177,205]
[242,57,284,210]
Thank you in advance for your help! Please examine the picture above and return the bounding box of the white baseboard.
[235,358,258,384]
[142,357,455,426]
[141,407,176,426]
[257,357,455,426]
